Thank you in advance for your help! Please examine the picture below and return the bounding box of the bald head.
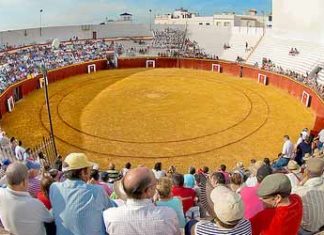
[6,162,28,186]
[122,167,155,200]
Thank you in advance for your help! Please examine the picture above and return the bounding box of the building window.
[224,22,231,27]
[199,23,203,25]
[216,22,221,27]
[206,23,210,25]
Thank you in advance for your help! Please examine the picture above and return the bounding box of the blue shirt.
[50,179,116,235]
[184,174,196,188]
[156,197,186,228]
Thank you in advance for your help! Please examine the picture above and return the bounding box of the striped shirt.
[195,219,252,235]
[293,177,324,232]
[28,177,41,198]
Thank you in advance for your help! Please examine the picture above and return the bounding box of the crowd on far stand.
[0,126,324,235]
[0,39,121,93]
[261,57,324,99]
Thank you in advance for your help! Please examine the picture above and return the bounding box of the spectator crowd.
[0,126,324,235]
[0,39,118,93]
[261,57,324,99]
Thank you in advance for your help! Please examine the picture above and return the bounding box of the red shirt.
[250,194,303,235]
[172,186,196,213]
[37,191,52,210]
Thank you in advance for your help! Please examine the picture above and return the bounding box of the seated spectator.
[272,135,294,170]
[285,160,302,187]
[295,136,312,165]
[103,167,180,235]
[250,173,303,235]
[246,160,264,187]
[172,173,196,214]
[53,155,63,171]
[167,165,177,178]
[50,153,116,235]
[263,157,271,166]
[89,169,112,196]
[100,171,113,191]
[109,179,127,206]
[219,164,230,184]
[240,164,272,219]
[0,162,53,235]
[155,177,186,228]
[293,158,324,234]
[0,159,10,179]
[152,162,166,179]
[37,175,54,210]
[15,140,25,161]
[106,162,120,183]
[25,160,41,198]
[230,170,246,193]
[184,166,196,188]
[191,186,251,235]
[120,162,131,177]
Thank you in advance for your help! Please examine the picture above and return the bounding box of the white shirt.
[286,173,300,188]
[293,177,324,232]
[245,176,258,187]
[103,199,180,235]
[0,187,53,235]
[282,139,294,159]
[319,129,324,143]
[152,169,166,179]
[15,145,25,161]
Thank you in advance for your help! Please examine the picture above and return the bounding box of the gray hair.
[6,162,28,186]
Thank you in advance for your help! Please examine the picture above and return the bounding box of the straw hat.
[313,149,324,159]
[303,153,312,162]
[286,160,301,174]
[62,153,94,172]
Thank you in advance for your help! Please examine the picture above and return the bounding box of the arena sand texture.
[1,68,314,172]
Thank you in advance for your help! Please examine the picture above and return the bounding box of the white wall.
[0,24,152,46]
[273,0,324,43]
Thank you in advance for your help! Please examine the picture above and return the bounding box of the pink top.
[98,182,113,196]
[220,171,231,184]
[240,184,264,219]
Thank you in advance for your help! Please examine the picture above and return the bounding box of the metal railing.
[0,136,57,166]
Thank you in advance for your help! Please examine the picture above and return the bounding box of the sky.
[0,0,272,31]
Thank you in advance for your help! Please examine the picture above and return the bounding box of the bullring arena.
[0,58,318,171]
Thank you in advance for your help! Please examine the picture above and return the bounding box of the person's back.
[293,158,324,233]
[50,178,113,235]
[251,194,302,235]
[104,198,179,235]
[184,173,195,188]
[172,173,196,213]
[50,153,115,235]
[250,174,303,235]
[103,167,180,235]
[0,187,53,235]
[240,185,263,219]
[195,218,251,235]
[0,162,53,235]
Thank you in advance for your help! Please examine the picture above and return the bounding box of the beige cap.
[210,185,244,224]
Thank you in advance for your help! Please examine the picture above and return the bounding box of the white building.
[155,8,270,28]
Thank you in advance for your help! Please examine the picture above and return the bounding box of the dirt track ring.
[39,69,270,159]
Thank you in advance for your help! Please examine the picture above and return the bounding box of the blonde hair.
[156,177,172,199]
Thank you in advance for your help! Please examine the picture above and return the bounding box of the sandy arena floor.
[1,68,315,172]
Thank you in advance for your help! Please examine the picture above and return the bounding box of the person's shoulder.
[103,205,125,220]
[154,204,177,217]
